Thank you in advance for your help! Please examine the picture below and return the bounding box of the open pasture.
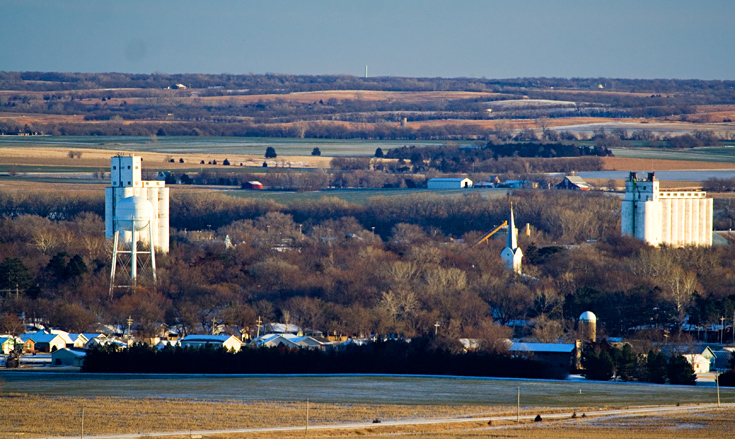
[1,372,732,407]
[0,135,430,157]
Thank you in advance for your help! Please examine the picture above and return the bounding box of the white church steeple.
[500,203,523,274]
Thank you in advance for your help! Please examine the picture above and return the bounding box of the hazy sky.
[2,0,733,79]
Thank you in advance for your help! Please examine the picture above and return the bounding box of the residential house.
[85,335,127,350]
[51,348,87,367]
[179,334,242,352]
[250,333,301,349]
[0,336,18,354]
[22,338,35,353]
[684,354,713,374]
[662,344,717,373]
[20,332,66,352]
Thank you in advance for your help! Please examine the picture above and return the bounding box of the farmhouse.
[427,178,472,189]
[52,348,87,367]
[179,334,242,352]
[555,176,591,191]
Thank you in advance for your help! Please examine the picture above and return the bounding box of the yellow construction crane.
[471,221,508,248]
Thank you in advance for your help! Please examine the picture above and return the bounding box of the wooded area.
[1,188,733,356]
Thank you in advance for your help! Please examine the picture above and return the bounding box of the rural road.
[43,403,734,439]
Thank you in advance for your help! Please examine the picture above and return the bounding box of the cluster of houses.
[2,323,732,377]
[427,175,591,191]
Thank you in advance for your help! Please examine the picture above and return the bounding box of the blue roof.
[509,342,575,353]
[22,332,62,343]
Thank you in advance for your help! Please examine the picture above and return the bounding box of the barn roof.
[428,177,471,182]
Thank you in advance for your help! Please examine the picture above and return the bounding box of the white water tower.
[105,154,169,294]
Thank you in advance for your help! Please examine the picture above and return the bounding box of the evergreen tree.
[613,344,638,381]
[265,147,278,158]
[0,258,32,294]
[65,255,88,280]
[582,347,614,381]
[311,147,321,156]
[374,147,384,158]
[645,351,668,384]
[667,354,696,385]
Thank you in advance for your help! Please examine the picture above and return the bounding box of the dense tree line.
[384,143,607,174]
[582,342,695,384]
[81,339,560,378]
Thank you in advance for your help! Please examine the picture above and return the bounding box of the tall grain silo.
[579,311,597,343]
[105,154,169,294]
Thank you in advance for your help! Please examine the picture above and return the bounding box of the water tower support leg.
[149,221,157,283]
[109,230,119,297]
[131,229,137,284]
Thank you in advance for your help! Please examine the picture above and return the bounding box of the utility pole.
[305,398,309,435]
[256,316,263,339]
[81,407,85,439]
[721,317,725,344]
[434,322,440,336]
[516,387,520,423]
[127,316,133,343]
[716,372,721,408]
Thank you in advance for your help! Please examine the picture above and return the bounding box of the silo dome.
[579,311,597,322]
[116,196,154,231]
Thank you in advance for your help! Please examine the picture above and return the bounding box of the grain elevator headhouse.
[621,172,712,247]
[105,154,169,293]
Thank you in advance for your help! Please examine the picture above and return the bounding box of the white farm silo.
[579,311,597,343]
[105,154,169,294]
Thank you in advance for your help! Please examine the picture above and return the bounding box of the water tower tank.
[116,196,154,231]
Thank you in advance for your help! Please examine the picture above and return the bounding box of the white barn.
[427,178,473,189]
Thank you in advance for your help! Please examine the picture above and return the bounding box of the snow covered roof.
[180,334,238,343]
[264,323,301,334]
[53,348,87,358]
[508,342,576,353]
[21,332,63,343]
[428,178,472,182]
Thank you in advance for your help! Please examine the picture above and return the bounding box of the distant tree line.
[3,72,735,97]
[81,339,559,377]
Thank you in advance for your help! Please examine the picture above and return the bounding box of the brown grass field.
[0,394,732,439]
[2,148,735,174]
[0,147,333,169]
